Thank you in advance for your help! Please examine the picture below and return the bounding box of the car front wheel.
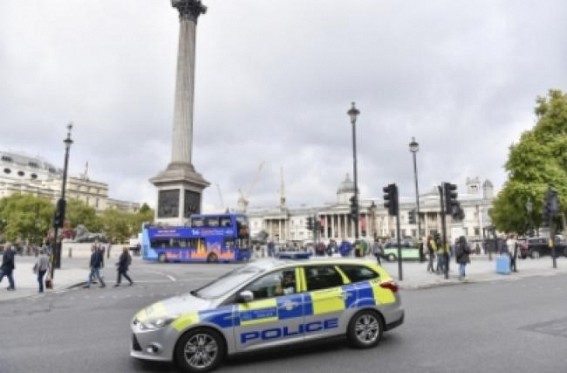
[387,254,396,262]
[531,250,540,259]
[347,310,383,349]
[175,329,225,373]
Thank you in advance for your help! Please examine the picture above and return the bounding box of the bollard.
[68,247,72,258]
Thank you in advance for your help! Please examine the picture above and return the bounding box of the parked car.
[520,236,567,259]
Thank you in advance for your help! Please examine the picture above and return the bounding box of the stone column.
[150,0,209,226]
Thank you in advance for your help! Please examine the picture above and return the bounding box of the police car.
[131,257,404,372]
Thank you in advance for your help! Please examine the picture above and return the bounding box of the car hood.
[135,293,215,322]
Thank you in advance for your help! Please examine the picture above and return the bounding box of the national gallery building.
[246,174,495,245]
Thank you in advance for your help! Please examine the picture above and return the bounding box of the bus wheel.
[158,253,167,263]
[207,253,218,263]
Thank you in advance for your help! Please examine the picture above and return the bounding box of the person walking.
[426,235,436,273]
[455,236,471,280]
[114,247,134,287]
[372,239,383,265]
[506,234,518,272]
[0,242,16,291]
[84,246,106,288]
[34,248,50,293]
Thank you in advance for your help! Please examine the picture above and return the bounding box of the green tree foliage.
[99,204,154,244]
[65,199,103,232]
[0,194,54,244]
[491,89,567,234]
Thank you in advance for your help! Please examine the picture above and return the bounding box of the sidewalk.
[379,254,567,289]
[1,254,566,302]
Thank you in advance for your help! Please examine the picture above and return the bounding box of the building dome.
[337,173,356,194]
[483,179,493,188]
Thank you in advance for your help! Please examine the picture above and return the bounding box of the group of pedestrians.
[84,244,133,289]
[1,242,53,293]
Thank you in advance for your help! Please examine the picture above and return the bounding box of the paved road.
[1,264,565,373]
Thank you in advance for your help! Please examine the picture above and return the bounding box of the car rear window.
[338,265,379,283]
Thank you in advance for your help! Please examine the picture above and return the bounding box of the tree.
[0,194,54,245]
[490,90,567,234]
[65,199,103,233]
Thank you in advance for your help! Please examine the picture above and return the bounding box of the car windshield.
[193,264,265,299]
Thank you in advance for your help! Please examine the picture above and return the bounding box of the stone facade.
[0,151,139,213]
[246,174,495,245]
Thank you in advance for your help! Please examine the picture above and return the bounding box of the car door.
[234,267,305,352]
[301,265,349,341]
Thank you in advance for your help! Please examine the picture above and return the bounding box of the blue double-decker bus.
[141,213,252,263]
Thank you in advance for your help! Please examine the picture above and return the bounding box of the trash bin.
[496,255,511,275]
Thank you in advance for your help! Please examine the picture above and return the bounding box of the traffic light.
[315,220,324,234]
[349,196,358,222]
[543,185,559,221]
[306,216,314,231]
[451,201,465,221]
[443,182,458,215]
[408,209,416,224]
[53,198,66,228]
[383,184,399,216]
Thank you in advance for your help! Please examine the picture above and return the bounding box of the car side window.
[304,265,344,291]
[338,265,379,283]
[242,269,297,301]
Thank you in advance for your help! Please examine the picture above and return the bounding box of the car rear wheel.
[175,329,225,373]
[347,310,383,349]
[158,253,167,263]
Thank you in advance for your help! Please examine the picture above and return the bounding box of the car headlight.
[139,315,179,331]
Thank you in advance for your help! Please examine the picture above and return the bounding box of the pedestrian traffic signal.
[408,209,416,224]
[451,201,465,221]
[349,196,358,222]
[306,217,314,231]
[53,198,66,228]
[383,184,399,216]
[442,182,458,215]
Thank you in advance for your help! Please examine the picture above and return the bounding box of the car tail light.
[380,281,399,293]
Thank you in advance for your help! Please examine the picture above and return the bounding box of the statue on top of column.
[171,0,207,19]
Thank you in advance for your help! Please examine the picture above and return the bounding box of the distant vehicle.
[383,241,421,262]
[520,236,567,259]
[130,257,404,372]
[141,213,252,263]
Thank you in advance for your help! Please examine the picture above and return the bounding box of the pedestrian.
[34,248,50,293]
[0,242,16,291]
[372,239,383,265]
[506,234,518,272]
[426,235,436,273]
[267,241,275,257]
[84,246,106,288]
[434,234,445,274]
[455,236,471,280]
[114,247,134,287]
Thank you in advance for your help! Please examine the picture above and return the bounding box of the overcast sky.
[1,0,566,212]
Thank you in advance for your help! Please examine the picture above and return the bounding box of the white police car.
[131,258,404,372]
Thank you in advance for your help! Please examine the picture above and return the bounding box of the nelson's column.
[150,0,210,225]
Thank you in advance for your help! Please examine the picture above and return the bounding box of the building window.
[48,167,56,173]
[96,198,99,208]
[3,168,10,174]
[17,171,25,177]
[30,173,38,179]
[1,156,13,162]
[474,228,480,236]
[28,162,39,168]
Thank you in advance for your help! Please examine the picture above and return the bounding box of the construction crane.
[216,183,226,212]
[236,161,265,213]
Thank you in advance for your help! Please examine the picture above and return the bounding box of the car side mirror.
[238,290,254,303]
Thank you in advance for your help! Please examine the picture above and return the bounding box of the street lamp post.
[409,137,424,262]
[51,123,73,278]
[347,102,360,240]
